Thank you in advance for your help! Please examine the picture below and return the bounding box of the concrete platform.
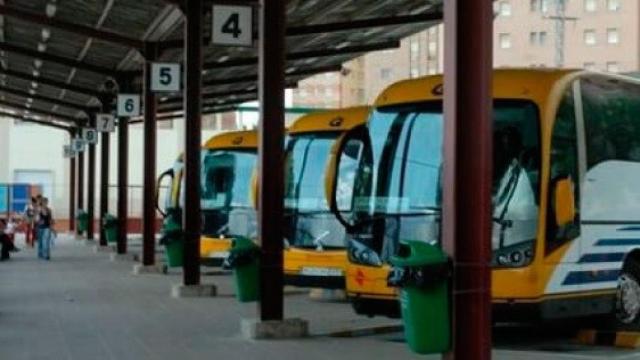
[1,234,638,360]
[241,318,309,339]
[171,283,218,298]
[132,263,165,275]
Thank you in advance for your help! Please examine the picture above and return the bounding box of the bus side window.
[547,86,580,255]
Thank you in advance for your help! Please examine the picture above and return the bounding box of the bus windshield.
[347,100,540,262]
[284,133,349,249]
[200,149,257,238]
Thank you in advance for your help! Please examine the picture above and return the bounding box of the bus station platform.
[0,234,637,360]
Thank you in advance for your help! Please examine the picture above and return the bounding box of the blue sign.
[0,185,8,213]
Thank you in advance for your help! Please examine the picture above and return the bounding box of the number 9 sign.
[212,5,253,47]
[117,94,140,117]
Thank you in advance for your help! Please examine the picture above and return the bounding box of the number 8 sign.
[212,5,253,47]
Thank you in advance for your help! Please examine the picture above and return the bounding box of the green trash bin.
[102,214,118,244]
[159,216,183,268]
[76,210,89,234]
[223,237,260,303]
[388,241,451,355]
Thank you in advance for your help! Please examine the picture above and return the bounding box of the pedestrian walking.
[23,197,37,247]
[37,197,55,260]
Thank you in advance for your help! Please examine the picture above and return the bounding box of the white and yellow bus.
[157,130,258,266]
[328,69,640,325]
[283,106,369,289]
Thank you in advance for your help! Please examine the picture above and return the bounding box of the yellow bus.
[283,106,370,289]
[328,69,640,325]
[157,130,258,266]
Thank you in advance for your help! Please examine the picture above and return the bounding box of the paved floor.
[1,235,639,360]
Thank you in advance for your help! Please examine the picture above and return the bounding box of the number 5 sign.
[117,94,140,117]
[151,63,181,92]
[212,5,253,47]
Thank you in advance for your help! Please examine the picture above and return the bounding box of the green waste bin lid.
[231,236,259,252]
[389,240,447,267]
[163,219,182,232]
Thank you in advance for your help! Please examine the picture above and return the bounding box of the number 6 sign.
[212,5,253,47]
[151,63,181,92]
[117,94,140,117]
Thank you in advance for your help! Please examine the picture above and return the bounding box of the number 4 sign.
[151,63,181,92]
[117,94,140,117]
[212,5,253,47]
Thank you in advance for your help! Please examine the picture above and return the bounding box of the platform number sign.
[212,5,253,47]
[72,137,85,153]
[96,113,115,133]
[82,128,98,145]
[117,94,140,117]
[151,63,181,92]
[63,145,74,158]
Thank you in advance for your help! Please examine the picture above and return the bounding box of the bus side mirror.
[554,177,576,227]
[250,168,259,210]
[324,132,347,214]
[156,169,174,218]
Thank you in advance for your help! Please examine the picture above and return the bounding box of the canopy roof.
[0,0,442,131]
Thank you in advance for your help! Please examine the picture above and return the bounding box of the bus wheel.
[616,261,640,327]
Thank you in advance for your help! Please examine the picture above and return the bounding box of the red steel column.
[442,1,493,359]
[87,118,97,240]
[69,152,76,232]
[117,112,129,254]
[99,129,111,246]
[77,148,85,213]
[143,43,158,266]
[182,0,203,285]
[258,0,286,321]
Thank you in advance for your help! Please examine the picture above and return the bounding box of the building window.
[410,68,420,78]
[529,32,537,45]
[606,61,619,73]
[607,28,619,44]
[428,41,437,59]
[584,29,597,45]
[607,0,620,11]
[539,31,547,45]
[499,1,512,16]
[380,68,393,80]
[541,0,549,12]
[585,0,597,12]
[499,33,512,49]
[530,0,539,11]
[584,62,596,70]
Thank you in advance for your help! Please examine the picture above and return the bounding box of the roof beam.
[0,84,91,114]
[158,12,439,51]
[286,12,442,36]
[0,98,80,123]
[0,110,72,132]
[203,40,400,70]
[0,42,117,77]
[202,64,342,88]
[0,67,104,98]
[0,5,144,50]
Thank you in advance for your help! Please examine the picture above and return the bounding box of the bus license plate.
[209,251,229,259]
[300,267,343,277]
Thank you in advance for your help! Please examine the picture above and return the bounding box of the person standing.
[0,219,17,261]
[37,197,55,260]
[23,197,37,247]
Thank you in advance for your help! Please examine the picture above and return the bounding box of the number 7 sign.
[212,5,253,47]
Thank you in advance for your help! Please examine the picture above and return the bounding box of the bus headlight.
[492,240,534,268]
[348,239,383,267]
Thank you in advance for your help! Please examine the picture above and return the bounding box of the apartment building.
[495,0,638,72]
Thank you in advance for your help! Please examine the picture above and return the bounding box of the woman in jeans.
[37,198,54,260]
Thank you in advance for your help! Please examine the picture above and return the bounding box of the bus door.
[578,75,640,295]
[541,80,590,318]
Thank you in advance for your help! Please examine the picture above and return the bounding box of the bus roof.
[203,130,258,150]
[287,106,370,135]
[373,68,581,108]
